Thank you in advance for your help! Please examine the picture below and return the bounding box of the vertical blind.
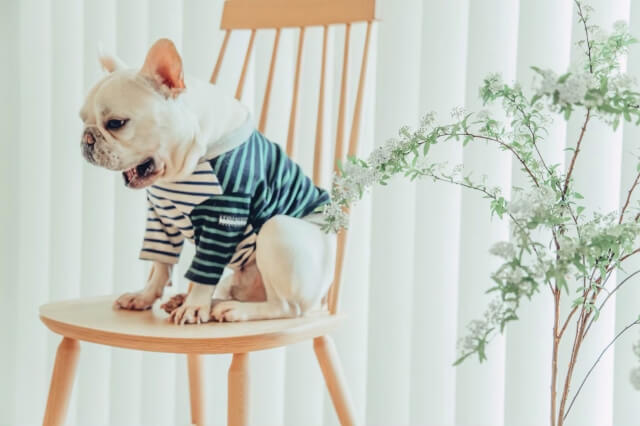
[1,0,639,425]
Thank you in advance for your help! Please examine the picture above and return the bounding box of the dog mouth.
[122,158,163,188]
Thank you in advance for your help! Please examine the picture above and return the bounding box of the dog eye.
[106,119,128,130]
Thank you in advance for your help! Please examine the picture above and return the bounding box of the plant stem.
[619,171,640,224]
[551,289,561,426]
[563,319,640,421]
[442,131,540,187]
[562,109,591,200]
[580,249,640,342]
[574,0,594,74]
[421,171,551,280]
[557,315,587,425]
[619,247,640,263]
[583,269,640,336]
[507,92,552,177]
[559,305,580,340]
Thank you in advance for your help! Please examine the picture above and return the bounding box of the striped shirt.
[140,123,330,286]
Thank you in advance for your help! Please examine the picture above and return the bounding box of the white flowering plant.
[322,2,640,425]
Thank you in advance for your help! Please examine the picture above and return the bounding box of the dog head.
[79,39,200,188]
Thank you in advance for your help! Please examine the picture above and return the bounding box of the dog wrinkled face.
[79,39,196,189]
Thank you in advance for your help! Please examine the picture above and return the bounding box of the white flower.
[367,145,393,167]
[630,366,640,391]
[321,202,348,233]
[457,297,509,357]
[591,27,609,43]
[484,297,506,326]
[452,164,464,175]
[581,4,594,15]
[610,73,637,92]
[536,69,558,96]
[457,319,489,354]
[420,111,437,128]
[532,263,545,279]
[398,125,411,138]
[342,161,380,188]
[387,136,412,153]
[330,160,382,210]
[451,106,466,120]
[509,187,556,221]
[557,72,597,104]
[557,236,580,261]
[476,109,491,121]
[490,241,516,259]
[484,73,504,93]
[413,153,432,172]
[494,265,527,288]
[584,91,604,108]
[633,340,640,359]
[509,197,534,218]
[613,20,628,34]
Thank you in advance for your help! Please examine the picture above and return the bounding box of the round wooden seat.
[40,295,345,354]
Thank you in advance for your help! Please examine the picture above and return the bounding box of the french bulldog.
[79,39,336,324]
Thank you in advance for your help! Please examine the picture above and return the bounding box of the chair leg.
[187,354,205,426]
[314,335,356,426]
[227,352,250,426]
[43,337,80,426]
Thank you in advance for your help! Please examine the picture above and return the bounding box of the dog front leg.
[169,282,215,325]
[113,262,173,310]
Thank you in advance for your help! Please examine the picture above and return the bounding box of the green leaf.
[558,72,572,84]
[453,352,474,366]
[530,94,542,106]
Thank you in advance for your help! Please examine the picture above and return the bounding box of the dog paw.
[169,302,211,325]
[160,293,187,314]
[211,301,248,322]
[113,291,158,310]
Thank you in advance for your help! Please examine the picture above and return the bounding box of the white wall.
[1,1,640,425]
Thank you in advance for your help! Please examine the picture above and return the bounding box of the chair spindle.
[348,21,372,157]
[327,21,374,315]
[286,27,306,157]
[313,25,329,185]
[258,28,282,133]
[333,23,351,172]
[235,29,257,100]
[210,29,231,84]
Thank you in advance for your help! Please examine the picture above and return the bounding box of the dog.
[79,39,336,324]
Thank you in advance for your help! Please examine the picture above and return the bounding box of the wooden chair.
[39,1,375,425]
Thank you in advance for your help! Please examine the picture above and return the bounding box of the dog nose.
[83,130,95,145]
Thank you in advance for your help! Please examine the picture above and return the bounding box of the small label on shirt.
[219,215,248,228]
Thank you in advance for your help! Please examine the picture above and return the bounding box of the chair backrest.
[212,0,376,314]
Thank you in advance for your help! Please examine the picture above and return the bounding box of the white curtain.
[1,1,639,425]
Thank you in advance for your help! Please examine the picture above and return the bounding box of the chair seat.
[39,295,345,354]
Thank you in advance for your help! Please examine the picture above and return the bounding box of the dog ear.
[140,38,185,97]
[98,44,127,73]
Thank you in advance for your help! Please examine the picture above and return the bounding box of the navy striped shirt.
[140,128,330,286]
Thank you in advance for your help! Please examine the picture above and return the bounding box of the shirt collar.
[200,114,256,162]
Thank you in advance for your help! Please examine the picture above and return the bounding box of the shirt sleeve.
[139,198,184,264]
[185,194,252,285]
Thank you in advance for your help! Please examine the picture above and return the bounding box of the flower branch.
[321,3,640,424]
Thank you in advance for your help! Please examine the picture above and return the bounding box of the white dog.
[79,39,336,324]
